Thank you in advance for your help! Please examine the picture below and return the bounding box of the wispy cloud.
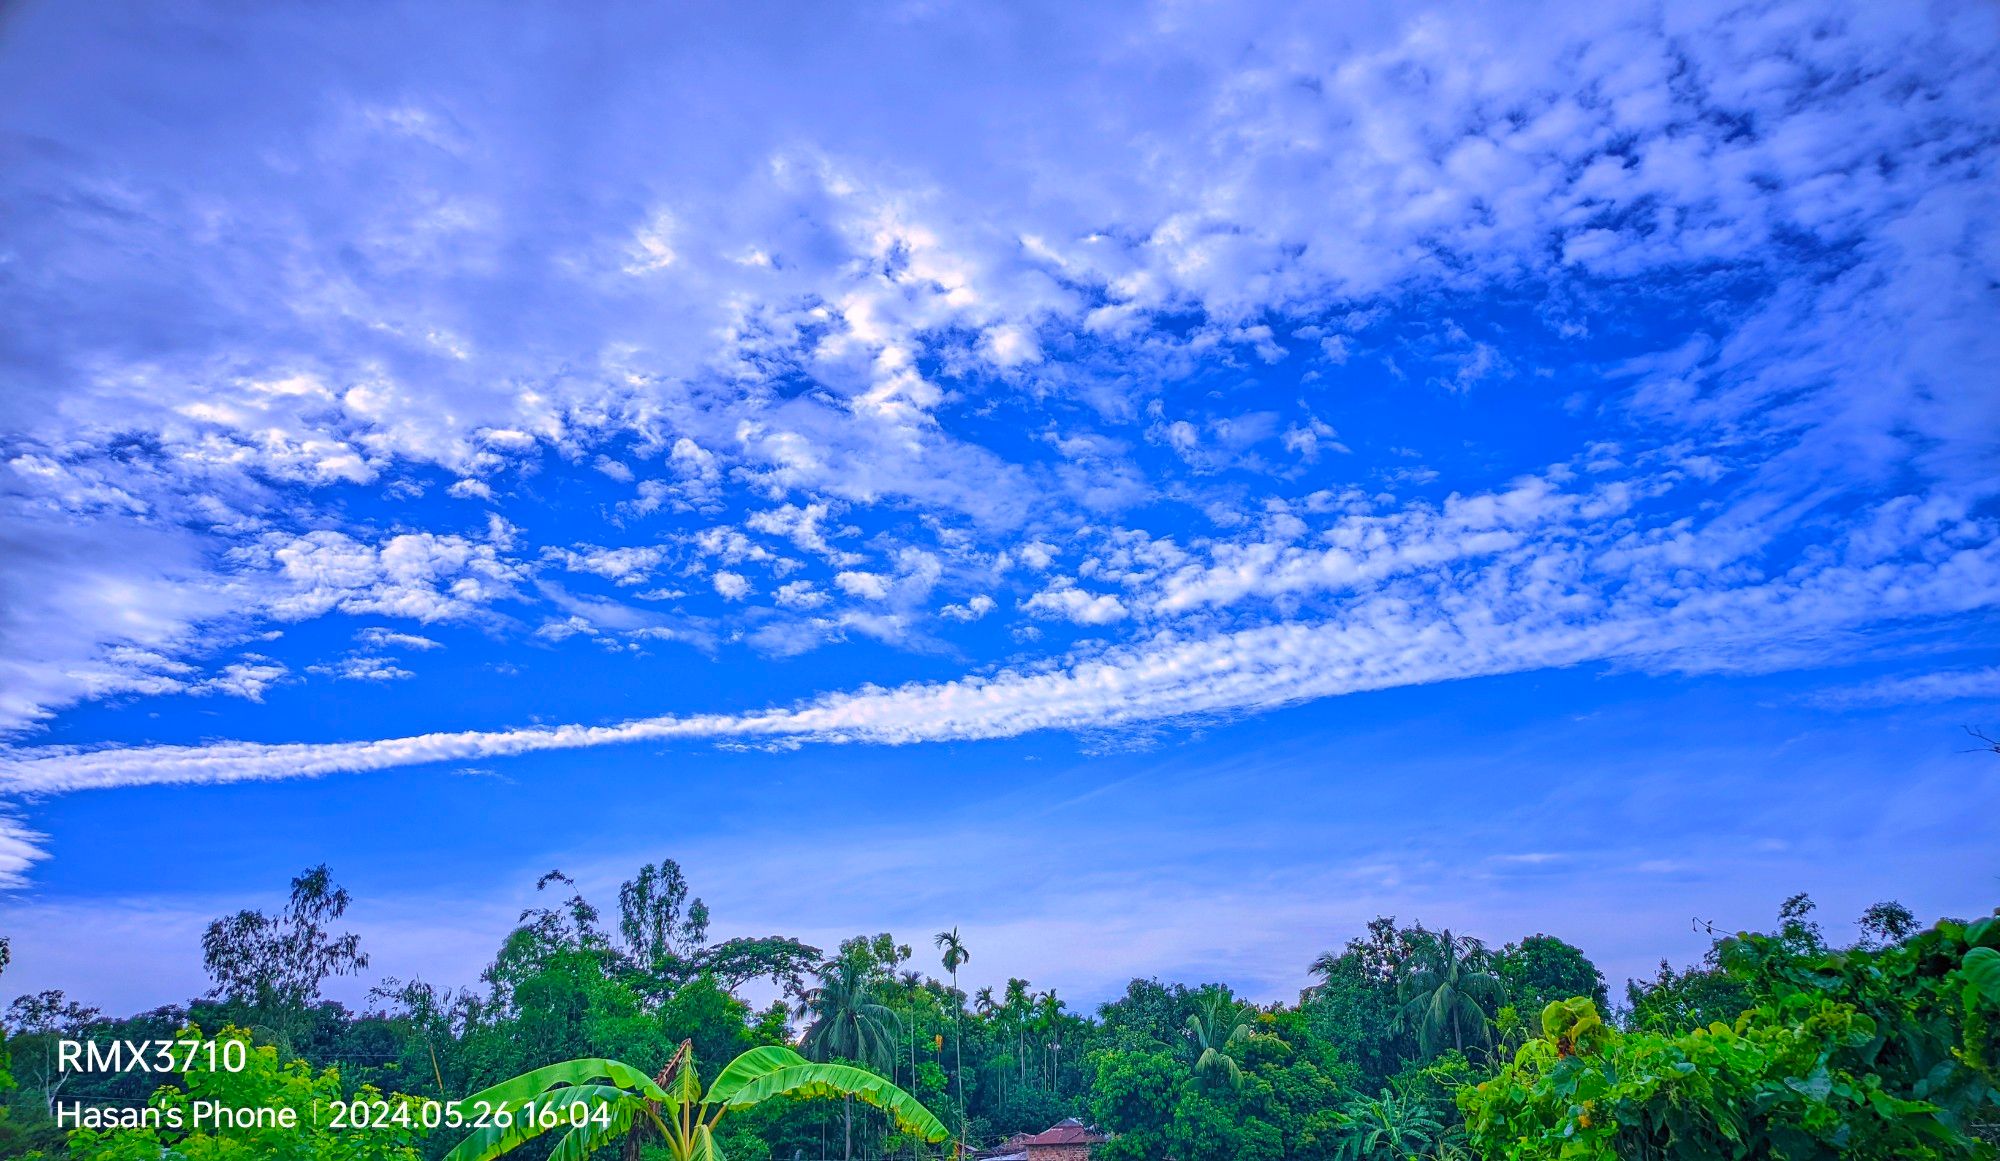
[1805,666,2000,710]
[5,532,1990,795]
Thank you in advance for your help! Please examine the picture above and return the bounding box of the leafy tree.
[1090,1048,1184,1161]
[617,860,711,973]
[1857,900,1919,947]
[1624,954,1756,1034]
[5,988,103,1121]
[802,957,901,1071]
[1304,941,1408,1084]
[1398,929,1506,1058]
[1493,934,1608,1020]
[443,1041,948,1161]
[200,864,368,1050]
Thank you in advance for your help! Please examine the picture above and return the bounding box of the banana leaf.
[444,1084,641,1161]
[457,1057,674,1110]
[548,1094,649,1161]
[718,1061,949,1142]
[705,1045,812,1105]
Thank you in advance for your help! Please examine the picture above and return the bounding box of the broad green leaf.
[706,1044,811,1105]
[1963,946,2000,1004]
[1964,916,1999,950]
[443,1085,638,1161]
[671,1054,703,1106]
[691,1121,726,1161]
[719,1062,949,1142]
[457,1058,673,1110]
[548,1096,647,1161]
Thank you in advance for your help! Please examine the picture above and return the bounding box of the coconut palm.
[802,957,904,1160]
[802,957,901,1069]
[1185,993,1253,1092]
[443,1040,947,1161]
[934,928,970,1138]
[1397,929,1507,1057]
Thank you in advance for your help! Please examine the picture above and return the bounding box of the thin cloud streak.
[4,539,1990,794]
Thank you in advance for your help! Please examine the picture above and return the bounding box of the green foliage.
[1462,907,2000,1161]
[1185,994,1253,1092]
[446,1041,945,1161]
[67,1025,426,1161]
[1399,930,1508,1058]
[200,865,370,1052]
[29,860,2000,1161]
[800,954,901,1072]
[1495,936,1609,1017]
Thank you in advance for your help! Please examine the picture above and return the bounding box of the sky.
[0,0,1996,1017]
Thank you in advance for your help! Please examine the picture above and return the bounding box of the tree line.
[0,858,1994,1159]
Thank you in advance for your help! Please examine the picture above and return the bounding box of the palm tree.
[1185,993,1253,1092]
[443,1040,947,1161]
[802,957,903,1160]
[1397,929,1507,1057]
[934,928,970,1140]
[1032,989,1066,1089]
[1002,977,1031,1085]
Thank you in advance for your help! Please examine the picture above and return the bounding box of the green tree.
[802,955,903,1160]
[1090,1048,1184,1161]
[1466,907,2000,1159]
[615,860,820,998]
[1185,993,1252,1092]
[1493,934,1608,1020]
[5,988,103,1121]
[935,928,970,1140]
[200,865,369,1052]
[1398,929,1506,1058]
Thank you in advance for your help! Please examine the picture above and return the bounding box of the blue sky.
[0,0,1995,1015]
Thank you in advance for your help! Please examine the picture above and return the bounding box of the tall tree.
[616,859,709,975]
[803,956,902,1160]
[935,927,970,1138]
[200,864,368,1050]
[1396,928,1505,1057]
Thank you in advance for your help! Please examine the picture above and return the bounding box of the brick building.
[972,1117,1108,1161]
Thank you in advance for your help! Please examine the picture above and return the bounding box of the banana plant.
[444,1040,950,1161]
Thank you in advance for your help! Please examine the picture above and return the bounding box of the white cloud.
[774,580,829,610]
[940,594,996,622]
[544,545,668,586]
[834,571,892,601]
[1805,666,2000,710]
[356,627,443,651]
[0,0,1992,780]
[307,655,414,682]
[2,532,1990,795]
[1023,579,1130,626]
